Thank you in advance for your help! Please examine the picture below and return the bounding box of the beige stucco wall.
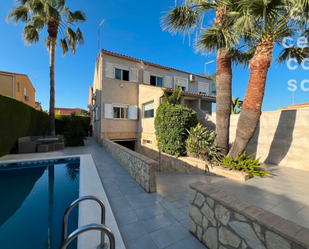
[205,110,309,171]
[0,73,35,108]
[14,74,35,108]
[0,74,13,98]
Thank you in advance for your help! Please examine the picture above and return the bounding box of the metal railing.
[59,223,115,249]
[61,195,108,248]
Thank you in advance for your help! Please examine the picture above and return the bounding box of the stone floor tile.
[150,193,167,203]
[171,198,188,209]
[269,201,305,219]
[180,218,189,230]
[121,186,145,195]
[135,204,167,220]
[119,221,148,242]
[164,236,206,249]
[114,210,139,227]
[125,234,158,249]
[141,212,177,233]
[161,201,177,211]
[169,208,188,221]
[150,223,191,249]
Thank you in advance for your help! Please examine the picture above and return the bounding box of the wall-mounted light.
[120,84,124,88]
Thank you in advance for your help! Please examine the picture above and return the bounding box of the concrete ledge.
[189,181,309,249]
[102,139,158,193]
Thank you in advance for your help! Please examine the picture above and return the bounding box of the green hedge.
[155,103,198,157]
[0,94,48,157]
[55,114,90,136]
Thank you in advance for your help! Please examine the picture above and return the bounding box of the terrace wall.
[102,138,158,193]
[189,181,309,249]
[201,110,309,171]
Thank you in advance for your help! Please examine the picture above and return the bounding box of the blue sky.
[1,0,308,112]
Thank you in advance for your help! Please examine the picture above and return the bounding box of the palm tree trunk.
[227,38,274,158]
[215,49,232,155]
[48,37,56,136]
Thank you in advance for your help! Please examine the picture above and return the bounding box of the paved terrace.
[1,137,309,248]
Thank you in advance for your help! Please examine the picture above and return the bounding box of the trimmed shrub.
[63,113,87,146]
[55,114,90,136]
[0,94,48,157]
[155,103,198,157]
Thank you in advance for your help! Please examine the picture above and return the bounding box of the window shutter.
[199,82,209,95]
[95,107,98,120]
[143,71,150,85]
[105,62,114,78]
[104,104,112,119]
[164,75,173,88]
[128,105,138,120]
[130,68,138,82]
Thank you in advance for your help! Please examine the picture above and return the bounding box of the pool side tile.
[273,219,303,240]
[189,181,207,190]
[257,212,283,230]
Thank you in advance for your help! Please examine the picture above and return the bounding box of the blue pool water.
[0,158,80,249]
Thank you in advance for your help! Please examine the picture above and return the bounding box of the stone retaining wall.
[102,139,158,193]
[189,181,309,249]
[137,144,250,181]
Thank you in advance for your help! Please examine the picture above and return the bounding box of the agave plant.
[220,152,271,176]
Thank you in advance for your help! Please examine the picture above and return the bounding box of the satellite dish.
[141,61,147,70]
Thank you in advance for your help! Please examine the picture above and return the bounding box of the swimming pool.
[0,158,80,249]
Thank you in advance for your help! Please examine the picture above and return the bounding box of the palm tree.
[7,0,86,135]
[227,0,309,157]
[161,0,241,155]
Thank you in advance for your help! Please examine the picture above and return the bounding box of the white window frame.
[112,104,129,119]
[198,82,210,95]
[174,76,188,91]
[150,75,164,87]
[146,140,152,145]
[142,101,154,119]
[114,64,131,81]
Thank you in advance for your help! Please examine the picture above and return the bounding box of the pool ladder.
[59,195,115,249]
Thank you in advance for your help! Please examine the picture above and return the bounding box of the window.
[113,106,128,119]
[199,82,209,95]
[17,82,20,92]
[24,88,27,96]
[143,101,154,118]
[174,76,188,91]
[150,76,163,87]
[115,68,129,81]
[143,139,152,146]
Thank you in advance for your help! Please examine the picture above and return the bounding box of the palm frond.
[76,28,85,46]
[67,10,86,24]
[23,24,39,45]
[45,36,51,50]
[196,24,240,53]
[161,6,200,34]
[277,46,309,64]
[65,27,77,54]
[6,5,29,23]
[59,38,68,56]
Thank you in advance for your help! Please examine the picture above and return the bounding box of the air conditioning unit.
[189,74,195,82]
[25,95,30,101]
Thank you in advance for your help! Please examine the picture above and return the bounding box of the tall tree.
[7,0,86,135]
[162,0,242,155]
[227,0,309,157]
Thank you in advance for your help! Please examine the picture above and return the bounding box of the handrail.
[59,223,115,249]
[62,195,106,248]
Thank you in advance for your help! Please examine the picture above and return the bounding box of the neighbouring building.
[92,49,216,155]
[55,107,82,115]
[0,71,36,108]
[278,102,309,110]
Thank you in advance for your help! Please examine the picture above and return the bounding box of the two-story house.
[0,71,36,108]
[91,49,216,155]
